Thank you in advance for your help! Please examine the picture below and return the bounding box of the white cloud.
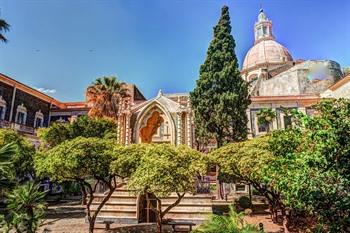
[35,87,57,94]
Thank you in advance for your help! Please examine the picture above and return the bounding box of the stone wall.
[257,60,342,96]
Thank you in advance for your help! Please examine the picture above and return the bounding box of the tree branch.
[161,192,186,218]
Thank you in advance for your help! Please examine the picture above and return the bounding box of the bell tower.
[254,8,274,43]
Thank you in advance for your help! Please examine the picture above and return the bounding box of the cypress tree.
[190,5,250,148]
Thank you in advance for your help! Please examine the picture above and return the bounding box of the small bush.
[238,196,251,209]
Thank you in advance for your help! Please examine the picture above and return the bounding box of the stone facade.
[255,60,342,96]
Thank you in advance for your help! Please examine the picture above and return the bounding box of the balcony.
[0,120,36,135]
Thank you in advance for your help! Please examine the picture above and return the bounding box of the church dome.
[242,9,293,71]
[242,39,293,70]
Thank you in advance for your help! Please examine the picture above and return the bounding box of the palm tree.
[6,182,46,233]
[0,18,10,43]
[194,206,261,233]
[86,76,128,121]
[256,108,276,133]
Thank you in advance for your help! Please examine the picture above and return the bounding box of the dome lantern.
[254,8,274,42]
[242,8,293,73]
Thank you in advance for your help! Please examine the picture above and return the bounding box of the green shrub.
[238,196,251,209]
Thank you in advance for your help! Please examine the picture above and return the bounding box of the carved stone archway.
[134,102,176,144]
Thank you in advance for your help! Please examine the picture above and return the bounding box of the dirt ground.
[38,201,283,233]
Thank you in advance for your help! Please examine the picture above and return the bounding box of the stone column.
[186,112,192,147]
[117,113,122,144]
[246,109,252,139]
[177,113,182,146]
[9,85,17,122]
[125,113,130,145]
[272,108,278,130]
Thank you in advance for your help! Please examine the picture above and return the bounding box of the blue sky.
[0,0,349,101]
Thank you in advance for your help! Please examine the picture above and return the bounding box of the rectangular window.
[16,112,26,124]
[283,115,292,128]
[35,118,42,128]
[258,122,269,132]
[236,184,246,192]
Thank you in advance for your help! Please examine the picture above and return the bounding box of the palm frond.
[194,206,260,233]
[0,143,17,178]
[86,76,128,120]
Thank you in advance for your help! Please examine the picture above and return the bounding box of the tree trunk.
[156,212,162,233]
[282,208,290,233]
[248,184,252,205]
[88,217,95,233]
[156,198,162,233]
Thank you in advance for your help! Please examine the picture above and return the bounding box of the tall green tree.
[0,18,10,43]
[190,5,250,147]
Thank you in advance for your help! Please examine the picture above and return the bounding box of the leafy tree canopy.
[127,144,207,198]
[0,129,35,179]
[37,115,118,148]
[35,137,113,182]
[266,99,350,231]
[34,136,123,233]
[210,136,272,185]
[115,143,207,233]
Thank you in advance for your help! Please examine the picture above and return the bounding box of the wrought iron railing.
[0,120,36,135]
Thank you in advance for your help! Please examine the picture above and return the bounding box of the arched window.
[15,103,27,125]
[0,96,6,120]
[34,110,44,128]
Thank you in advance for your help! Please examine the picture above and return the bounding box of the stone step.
[162,206,212,212]
[91,203,137,212]
[164,211,211,220]
[95,216,138,225]
[102,196,137,204]
[93,209,137,218]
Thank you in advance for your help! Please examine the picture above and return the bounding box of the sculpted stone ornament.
[140,110,164,143]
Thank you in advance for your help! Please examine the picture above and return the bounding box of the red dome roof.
[243,39,293,70]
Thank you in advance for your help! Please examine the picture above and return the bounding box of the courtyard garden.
[1,3,349,233]
[0,97,349,233]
